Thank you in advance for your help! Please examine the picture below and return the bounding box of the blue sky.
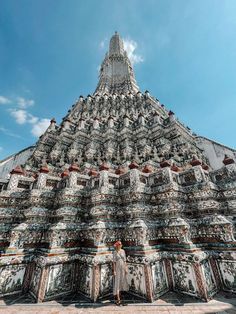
[0,0,236,160]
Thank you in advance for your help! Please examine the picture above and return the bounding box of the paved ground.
[0,291,236,314]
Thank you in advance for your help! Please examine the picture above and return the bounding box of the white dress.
[113,249,129,295]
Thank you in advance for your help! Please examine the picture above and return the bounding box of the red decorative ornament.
[129,161,139,169]
[39,164,49,174]
[10,165,24,175]
[115,166,126,175]
[142,165,153,173]
[61,169,69,178]
[171,163,180,172]
[69,163,80,172]
[201,163,209,171]
[99,162,109,171]
[88,169,98,176]
[190,156,201,167]
[223,155,235,165]
[160,160,171,168]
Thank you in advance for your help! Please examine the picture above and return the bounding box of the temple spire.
[109,31,124,56]
[94,32,139,95]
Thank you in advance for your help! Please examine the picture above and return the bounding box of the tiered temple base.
[1,246,236,302]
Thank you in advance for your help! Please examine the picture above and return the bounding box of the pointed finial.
[109,31,124,56]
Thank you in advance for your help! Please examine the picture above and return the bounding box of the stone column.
[129,162,145,193]
[108,116,114,128]
[35,164,49,189]
[193,263,208,301]
[168,111,175,122]
[99,163,109,193]
[164,259,174,290]
[22,262,36,293]
[91,264,100,302]
[153,112,161,124]
[48,118,56,130]
[209,257,222,289]
[68,163,80,188]
[63,118,71,130]
[144,264,154,302]
[36,266,49,302]
[7,165,24,190]
[124,115,129,127]
[138,113,145,125]
[93,117,99,129]
[78,117,85,129]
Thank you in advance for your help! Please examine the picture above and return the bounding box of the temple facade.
[0,32,236,303]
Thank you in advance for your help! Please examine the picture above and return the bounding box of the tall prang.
[0,32,236,303]
[95,31,139,94]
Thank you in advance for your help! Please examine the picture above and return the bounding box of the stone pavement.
[0,292,236,314]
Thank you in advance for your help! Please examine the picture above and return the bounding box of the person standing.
[112,240,129,305]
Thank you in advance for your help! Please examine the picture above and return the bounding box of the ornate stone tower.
[0,32,236,302]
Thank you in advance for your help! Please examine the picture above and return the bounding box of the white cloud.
[9,108,34,126]
[0,95,35,108]
[1,92,49,138]
[9,108,50,137]
[0,126,23,139]
[10,109,28,124]
[99,36,143,65]
[16,97,35,108]
[0,146,3,152]
[0,96,11,105]
[31,118,50,137]
[28,114,39,124]
[123,39,144,65]
[99,38,108,49]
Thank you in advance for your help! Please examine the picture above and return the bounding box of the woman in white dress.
[113,241,129,305]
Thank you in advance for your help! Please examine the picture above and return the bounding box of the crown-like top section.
[109,31,124,56]
[94,32,139,95]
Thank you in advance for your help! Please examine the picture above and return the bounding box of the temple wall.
[127,263,146,298]
[45,263,74,299]
[196,137,236,170]
[76,262,92,296]
[202,260,218,297]
[218,260,236,292]
[172,261,198,297]
[30,265,41,298]
[0,264,26,296]
[151,261,168,298]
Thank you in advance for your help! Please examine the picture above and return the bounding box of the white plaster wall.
[219,260,236,291]
[77,264,92,296]
[100,264,112,295]
[0,146,35,179]
[196,137,236,170]
[127,263,146,297]
[46,263,73,297]
[152,261,168,297]
[172,262,197,296]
